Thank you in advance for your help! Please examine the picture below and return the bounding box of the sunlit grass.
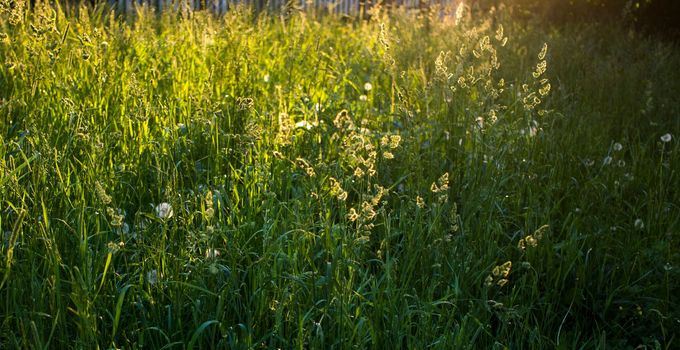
[0,1,678,348]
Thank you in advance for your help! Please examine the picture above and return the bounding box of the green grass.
[1,2,678,348]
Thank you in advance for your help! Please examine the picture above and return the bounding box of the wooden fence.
[108,0,460,16]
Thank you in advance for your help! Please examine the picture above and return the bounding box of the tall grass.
[1,1,678,348]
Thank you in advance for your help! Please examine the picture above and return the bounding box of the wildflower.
[155,202,174,220]
[107,241,120,253]
[660,133,672,143]
[367,166,376,177]
[492,261,512,278]
[106,207,121,226]
[347,208,359,222]
[634,218,644,230]
[359,95,368,102]
[484,275,494,287]
[389,135,401,149]
[354,167,365,177]
[603,156,613,166]
[95,181,112,205]
[496,278,509,287]
[618,160,626,167]
[613,142,623,151]
[382,151,394,159]
[488,300,504,309]
[524,235,538,247]
[295,120,315,130]
[272,151,285,159]
[361,201,377,220]
[329,177,347,201]
[263,74,270,83]
[435,173,449,192]
[371,185,386,206]
[147,270,159,285]
[416,196,425,209]
[454,2,466,25]
[363,82,373,91]
[538,43,548,60]
[205,248,220,259]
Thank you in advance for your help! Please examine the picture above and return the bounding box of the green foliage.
[0,2,678,348]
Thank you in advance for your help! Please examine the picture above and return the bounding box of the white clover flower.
[613,142,623,151]
[359,95,368,102]
[660,133,672,143]
[263,74,270,83]
[634,218,644,230]
[363,82,373,91]
[314,103,321,112]
[147,269,159,285]
[155,202,174,220]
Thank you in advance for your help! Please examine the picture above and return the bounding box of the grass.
[0,1,678,348]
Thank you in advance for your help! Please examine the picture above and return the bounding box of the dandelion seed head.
[613,142,623,151]
[155,202,174,220]
[634,218,644,230]
[660,133,672,143]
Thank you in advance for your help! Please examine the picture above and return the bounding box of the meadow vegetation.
[0,1,678,348]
